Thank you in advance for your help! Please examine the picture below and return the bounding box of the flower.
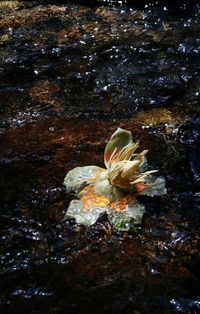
[64,128,166,230]
[87,128,165,200]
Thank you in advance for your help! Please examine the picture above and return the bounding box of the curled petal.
[109,160,141,190]
[131,170,158,184]
[79,185,110,212]
[133,149,148,161]
[104,128,134,168]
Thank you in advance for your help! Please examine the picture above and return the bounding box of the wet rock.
[189,147,200,185]
[0,1,200,313]
[29,80,64,112]
[0,1,200,123]
[178,116,200,146]
[0,1,22,14]
[178,117,200,186]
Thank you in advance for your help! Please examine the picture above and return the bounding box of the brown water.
[0,1,200,313]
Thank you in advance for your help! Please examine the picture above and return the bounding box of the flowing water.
[0,1,200,313]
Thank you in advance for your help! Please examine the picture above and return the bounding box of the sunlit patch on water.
[0,1,200,125]
[170,297,200,313]
[11,287,54,298]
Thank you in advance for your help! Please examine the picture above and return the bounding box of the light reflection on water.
[0,2,200,127]
[12,287,54,298]
[170,297,200,313]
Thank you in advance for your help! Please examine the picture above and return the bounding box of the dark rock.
[178,116,200,146]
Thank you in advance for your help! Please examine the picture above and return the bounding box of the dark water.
[0,1,200,313]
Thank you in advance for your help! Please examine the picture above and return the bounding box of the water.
[0,1,200,313]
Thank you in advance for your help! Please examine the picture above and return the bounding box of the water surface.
[0,1,200,313]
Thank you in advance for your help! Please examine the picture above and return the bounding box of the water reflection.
[170,297,200,313]
[0,2,200,127]
[12,287,54,298]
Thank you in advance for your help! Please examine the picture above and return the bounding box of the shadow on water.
[0,1,200,313]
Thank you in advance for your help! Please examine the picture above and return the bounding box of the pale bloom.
[64,128,166,230]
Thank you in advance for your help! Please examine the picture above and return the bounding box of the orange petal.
[134,182,148,192]
[108,195,135,212]
[79,186,110,212]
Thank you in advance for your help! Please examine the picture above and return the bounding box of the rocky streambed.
[0,1,200,313]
